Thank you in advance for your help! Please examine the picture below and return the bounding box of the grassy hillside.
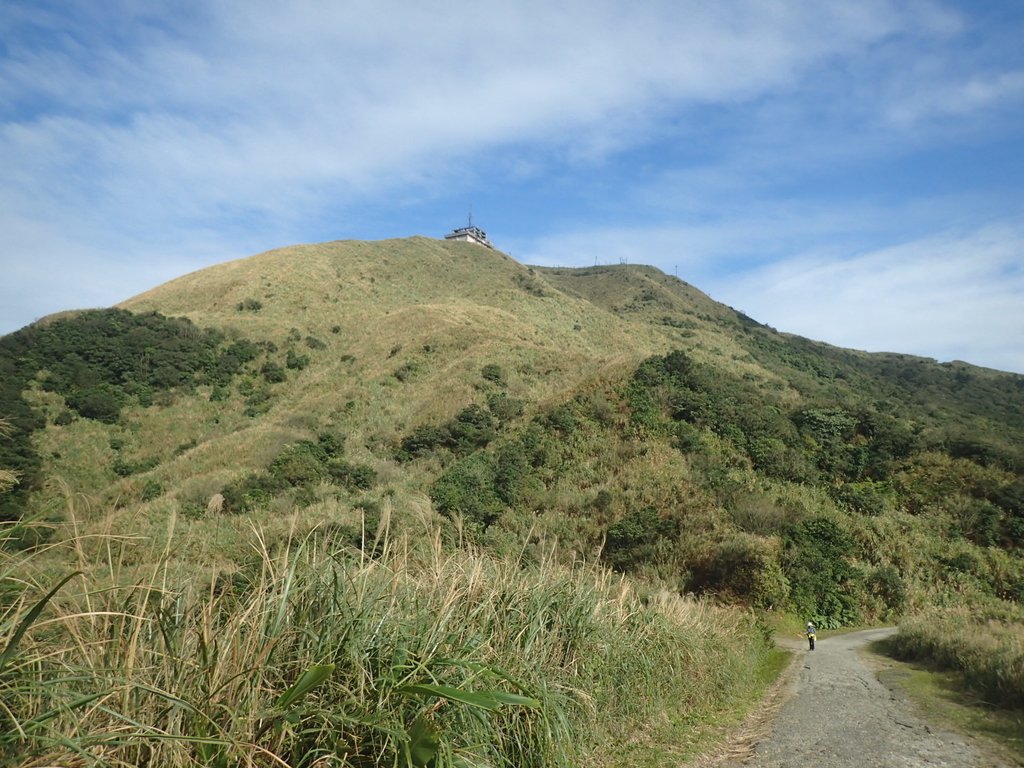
[2,236,1023,765]
[5,238,769,540]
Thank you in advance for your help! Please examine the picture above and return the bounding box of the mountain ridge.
[4,235,1022,583]
[2,234,1022,765]
[112,237,772,442]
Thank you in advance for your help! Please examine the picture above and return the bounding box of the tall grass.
[891,604,1024,708]
[1,516,771,767]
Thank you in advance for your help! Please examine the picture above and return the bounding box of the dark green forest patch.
[425,349,1024,627]
[0,309,277,522]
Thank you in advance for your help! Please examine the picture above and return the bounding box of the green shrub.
[486,392,525,424]
[672,421,703,453]
[328,460,378,491]
[398,405,497,460]
[952,497,1002,546]
[260,361,287,383]
[689,534,790,608]
[221,437,345,512]
[268,441,329,488]
[236,297,263,311]
[1004,513,1024,548]
[603,506,680,573]
[865,565,906,613]
[543,404,578,435]
[141,480,164,502]
[285,350,310,370]
[112,456,160,477]
[783,517,861,627]
[794,407,858,444]
[221,475,276,513]
[52,410,74,426]
[431,453,503,527]
[481,364,507,387]
[393,361,421,382]
[399,424,451,460]
[447,405,496,455]
[493,443,543,507]
[830,480,893,516]
[592,489,615,516]
[316,432,345,459]
[243,384,273,416]
[625,380,661,434]
[66,386,123,423]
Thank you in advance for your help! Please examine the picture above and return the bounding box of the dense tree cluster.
[219,433,376,514]
[421,348,1024,626]
[0,309,272,521]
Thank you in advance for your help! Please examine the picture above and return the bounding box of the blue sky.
[2,0,1023,372]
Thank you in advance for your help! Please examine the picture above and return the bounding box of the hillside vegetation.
[2,236,1023,765]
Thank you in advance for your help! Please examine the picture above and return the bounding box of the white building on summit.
[444,214,494,249]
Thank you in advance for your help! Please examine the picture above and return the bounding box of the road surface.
[714,627,1012,767]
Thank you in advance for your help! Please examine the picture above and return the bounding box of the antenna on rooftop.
[445,205,495,249]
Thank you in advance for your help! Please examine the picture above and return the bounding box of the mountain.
[3,235,1023,766]
[3,235,1023,615]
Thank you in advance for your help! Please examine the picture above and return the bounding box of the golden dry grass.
[2,509,776,768]
[893,606,1024,708]
[7,235,782,551]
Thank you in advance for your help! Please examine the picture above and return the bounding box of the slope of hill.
[2,236,1022,765]
[3,235,1022,591]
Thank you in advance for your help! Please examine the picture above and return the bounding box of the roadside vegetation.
[888,604,1024,708]
[868,634,1024,765]
[0,515,774,767]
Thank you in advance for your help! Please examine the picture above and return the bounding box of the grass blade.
[485,691,540,708]
[275,663,335,709]
[398,683,501,711]
[0,570,81,676]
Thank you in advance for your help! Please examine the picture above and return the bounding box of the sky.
[2,1,1023,373]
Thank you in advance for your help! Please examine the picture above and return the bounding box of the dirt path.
[716,627,1011,767]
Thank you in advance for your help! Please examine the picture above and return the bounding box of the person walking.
[805,621,817,651]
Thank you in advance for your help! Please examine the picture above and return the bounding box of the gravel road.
[717,627,1011,767]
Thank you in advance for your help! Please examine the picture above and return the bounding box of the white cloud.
[518,217,1024,374]
[709,224,1024,373]
[2,0,1023,386]
[885,70,1024,127]
[0,1,923,214]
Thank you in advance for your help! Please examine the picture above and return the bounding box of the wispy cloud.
[518,210,1024,374]
[1,1,1022,372]
[885,70,1024,126]
[711,224,1024,372]
[0,1,924,225]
